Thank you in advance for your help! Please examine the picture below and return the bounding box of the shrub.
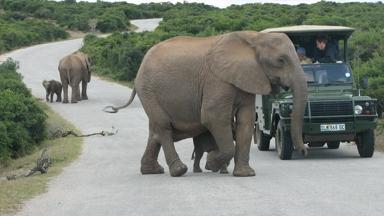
[0,59,46,164]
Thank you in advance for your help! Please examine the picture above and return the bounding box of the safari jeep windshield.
[302,63,352,85]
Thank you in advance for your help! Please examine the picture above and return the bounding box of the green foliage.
[81,1,384,109]
[0,0,175,53]
[0,59,46,163]
[82,31,175,81]
[0,19,68,53]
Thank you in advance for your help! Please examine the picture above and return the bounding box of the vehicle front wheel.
[356,129,374,158]
[275,120,293,160]
[327,141,340,149]
[254,122,271,151]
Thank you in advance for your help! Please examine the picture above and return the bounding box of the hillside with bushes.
[0,0,173,53]
[82,2,384,101]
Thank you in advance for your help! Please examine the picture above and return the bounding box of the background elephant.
[192,132,229,174]
[42,79,62,103]
[106,31,308,177]
[58,51,91,103]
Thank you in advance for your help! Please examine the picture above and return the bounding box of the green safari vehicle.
[255,25,378,160]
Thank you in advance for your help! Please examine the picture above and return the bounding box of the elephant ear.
[207,32,271,95]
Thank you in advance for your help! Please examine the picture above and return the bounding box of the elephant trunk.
[289,68,308,156]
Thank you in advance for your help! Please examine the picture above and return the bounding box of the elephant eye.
[276,57,286,67]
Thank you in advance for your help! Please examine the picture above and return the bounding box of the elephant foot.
[169,159,187,177]
[193,166,202,173]
[219,165,229,174]
[71,100,78,104]
[63,99,69,104]
[233,165,255,177]
[205,152,228,173]
[82,95,88,100]
[295,145,308,157]
[141,161,164,175]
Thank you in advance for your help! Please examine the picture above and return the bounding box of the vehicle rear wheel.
[255,122,271,151]
[327,141,340,149]
[275,120,293,160]
[356,129,374,158]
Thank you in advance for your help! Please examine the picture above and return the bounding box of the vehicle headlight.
[354,101,376,115]
[354,105,363,115]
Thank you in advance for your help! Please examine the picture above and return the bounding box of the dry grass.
[0,102,82,215]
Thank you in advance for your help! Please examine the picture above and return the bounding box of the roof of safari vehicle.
[261,25,354,38]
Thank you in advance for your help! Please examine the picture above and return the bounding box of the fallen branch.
[4,148,51,181]
[51,126,118,138]
[2,127,118,181]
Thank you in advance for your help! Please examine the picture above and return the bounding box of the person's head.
[316,36,328,50]
[296,47,306,60]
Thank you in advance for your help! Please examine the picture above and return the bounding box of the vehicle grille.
[309,101,353,116]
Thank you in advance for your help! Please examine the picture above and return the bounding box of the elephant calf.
[192,133,229,174]
[42,80,62,103]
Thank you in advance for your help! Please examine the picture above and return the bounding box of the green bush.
[0,59,46,164]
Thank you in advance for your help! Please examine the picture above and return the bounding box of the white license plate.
[320,124,345,132]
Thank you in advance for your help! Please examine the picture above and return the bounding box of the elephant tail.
[103,88,136,113]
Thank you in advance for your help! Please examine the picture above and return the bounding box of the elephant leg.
[50,92,54,103]
[219,163,229,174]
[160,128,187,177]
[192,136,205,173]
[141,130,164,174]
[81,81,88,100]
[45,92,49,102]
[62,82,69,103]
[56,91,62,102]
[71,83,80,103]
[203,124,234,173]
[233,99,256,177]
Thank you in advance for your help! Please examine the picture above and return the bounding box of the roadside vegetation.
[0,59,82,215]
[0,0,173,53]
[81,2,384,98]
[0,102,82,215]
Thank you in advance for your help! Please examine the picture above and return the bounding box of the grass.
[0,102,82,216]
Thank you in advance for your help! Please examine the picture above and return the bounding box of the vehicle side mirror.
[362,77,369,89]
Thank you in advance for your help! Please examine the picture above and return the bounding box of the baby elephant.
[192,132,229,174]
[42,80,62,103]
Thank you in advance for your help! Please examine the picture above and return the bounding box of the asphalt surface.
[2,18,384,216]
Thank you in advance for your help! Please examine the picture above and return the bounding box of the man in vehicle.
[313,36,340,63]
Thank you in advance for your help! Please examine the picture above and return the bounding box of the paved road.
[2,19,384,216]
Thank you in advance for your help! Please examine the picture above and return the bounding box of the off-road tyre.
[356,129,374,158]
[255,122,271,151]
[275,120,294,160]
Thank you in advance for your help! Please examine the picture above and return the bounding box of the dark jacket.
[313,41,340,63]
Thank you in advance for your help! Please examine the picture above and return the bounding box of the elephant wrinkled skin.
[106,31,308,177]
[58,52,91,103]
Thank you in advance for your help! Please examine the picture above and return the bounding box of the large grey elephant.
[58,52,91,103]
[105,31,308,177]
